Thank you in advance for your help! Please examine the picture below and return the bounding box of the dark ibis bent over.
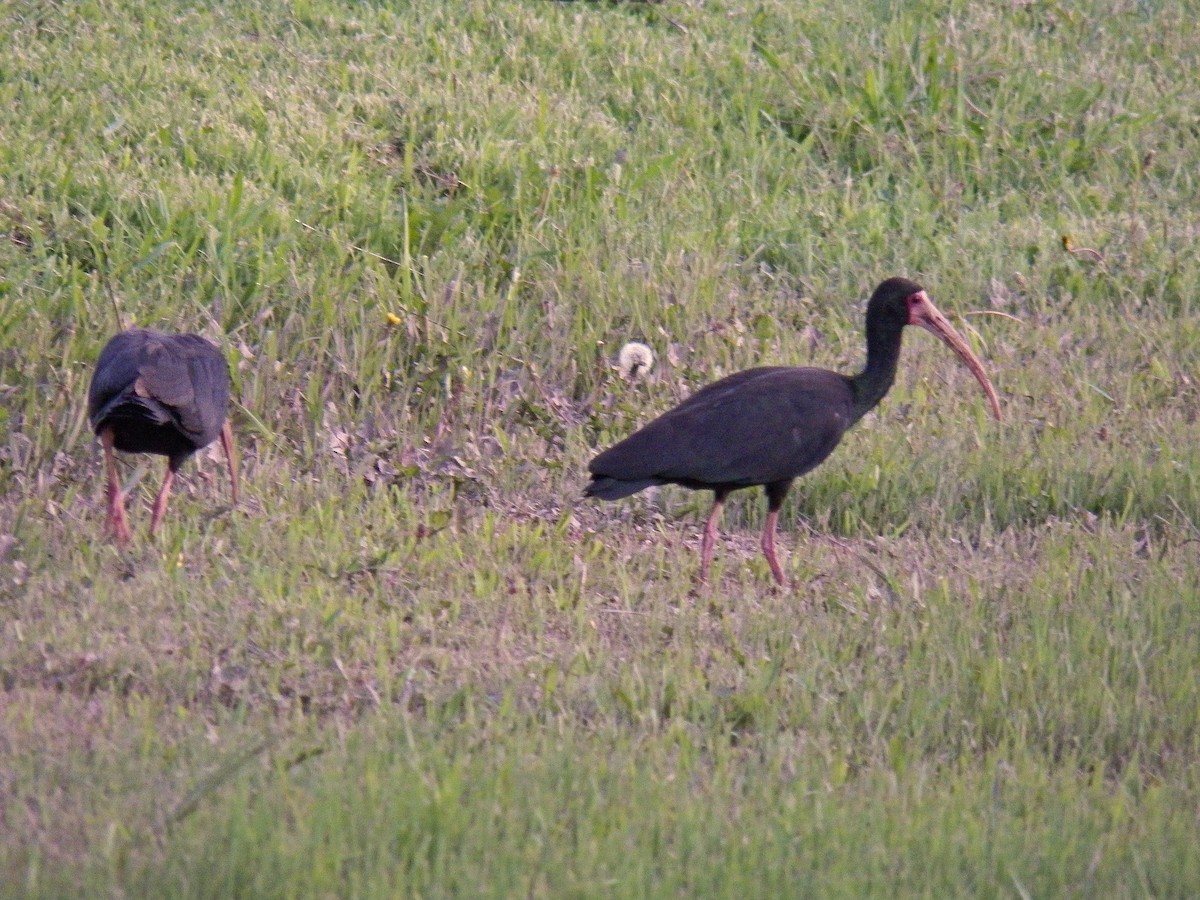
[586,278,1002,585]
[87,329,238,545]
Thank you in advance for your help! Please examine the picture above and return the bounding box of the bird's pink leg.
[100,427,132,546]
[761,509,786,586]
[149,461,176,536]
[761,480,793,586]
[699,493,727,584]
[220,420,239,505]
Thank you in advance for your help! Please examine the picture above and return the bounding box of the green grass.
[3,0,1200,896]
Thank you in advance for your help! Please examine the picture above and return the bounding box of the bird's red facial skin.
[906,290,930,325]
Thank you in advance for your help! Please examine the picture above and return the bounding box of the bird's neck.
[848,325,903,422]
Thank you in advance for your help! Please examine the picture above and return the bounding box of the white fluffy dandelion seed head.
[616,341,655,379]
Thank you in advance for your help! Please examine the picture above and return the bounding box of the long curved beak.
[909,291,1003,421]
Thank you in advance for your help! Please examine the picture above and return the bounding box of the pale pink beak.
[909,291,1003,421]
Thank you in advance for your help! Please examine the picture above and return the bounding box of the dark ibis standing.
[586,277,1002,585]
[88,329,238,545]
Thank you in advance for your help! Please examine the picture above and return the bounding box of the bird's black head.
[862,276,1004,421]
[865,277,925,331]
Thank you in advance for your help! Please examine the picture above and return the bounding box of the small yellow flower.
[386,312,402,326]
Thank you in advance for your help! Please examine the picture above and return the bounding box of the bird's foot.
[107,510,132,546]
[106,488,132,546]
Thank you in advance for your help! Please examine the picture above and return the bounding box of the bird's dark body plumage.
[88,330,231,461]
[585,277,1002,585]
[88,329,238,545]
[587,366,854,499]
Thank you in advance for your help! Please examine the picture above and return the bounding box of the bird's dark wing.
[88,330,153,424]
[137,334,230,447]
[589,367,855,489]
[663,366,795,412]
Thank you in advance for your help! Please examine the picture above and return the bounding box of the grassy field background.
[3,0,1199,895]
